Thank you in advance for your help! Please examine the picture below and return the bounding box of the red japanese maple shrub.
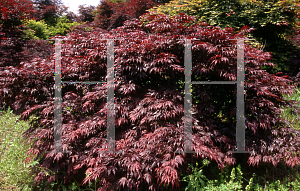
[1,12,300,190]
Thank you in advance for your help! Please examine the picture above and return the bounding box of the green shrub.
[23,15,80,40]
[202,164,243,191]
[181,159,244,191]
[22,19,50,40]
[48,15,81,37]
[182,159,210,190]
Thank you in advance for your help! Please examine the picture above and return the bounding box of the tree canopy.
[94,0,171,31]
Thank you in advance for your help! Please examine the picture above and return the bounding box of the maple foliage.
[0,0,56,111]
[1,12,300,190]
[0,0,36,23]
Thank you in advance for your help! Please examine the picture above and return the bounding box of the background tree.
[94,0,115,30]
[94,0,171,31]
[146,0,300,78]
[32,0,68,26]
[65,11,79,22]
[108,0,127,3]
[78,4,96,23]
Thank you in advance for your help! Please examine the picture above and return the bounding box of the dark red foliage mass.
[0,0,54,112]
[1,12,300,190]
[0,0,38,67]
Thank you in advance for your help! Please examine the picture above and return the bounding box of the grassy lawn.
[0,107,38,191]
[280,86,300,131]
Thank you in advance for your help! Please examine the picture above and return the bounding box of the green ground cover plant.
[0,106,37,190]
[280,87,300,131]
[180,157,300,191]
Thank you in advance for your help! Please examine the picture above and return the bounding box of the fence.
[47,38,254,155]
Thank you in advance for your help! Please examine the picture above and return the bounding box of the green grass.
[0,86,299,190]
[0,107,38,191]
[280,86,300,131]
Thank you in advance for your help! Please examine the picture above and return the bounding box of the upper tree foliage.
[1,12,300,190]
[94,0,171,31]
[146,0,300,76]
[32,0,68,26]
[78,4,97,23]
[146,0,299,29]
[65,11,78,22]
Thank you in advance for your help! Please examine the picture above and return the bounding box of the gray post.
[184,39,194,153]
[107,39,115,153]
[53,39,63,153]
[233,38,249,153]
